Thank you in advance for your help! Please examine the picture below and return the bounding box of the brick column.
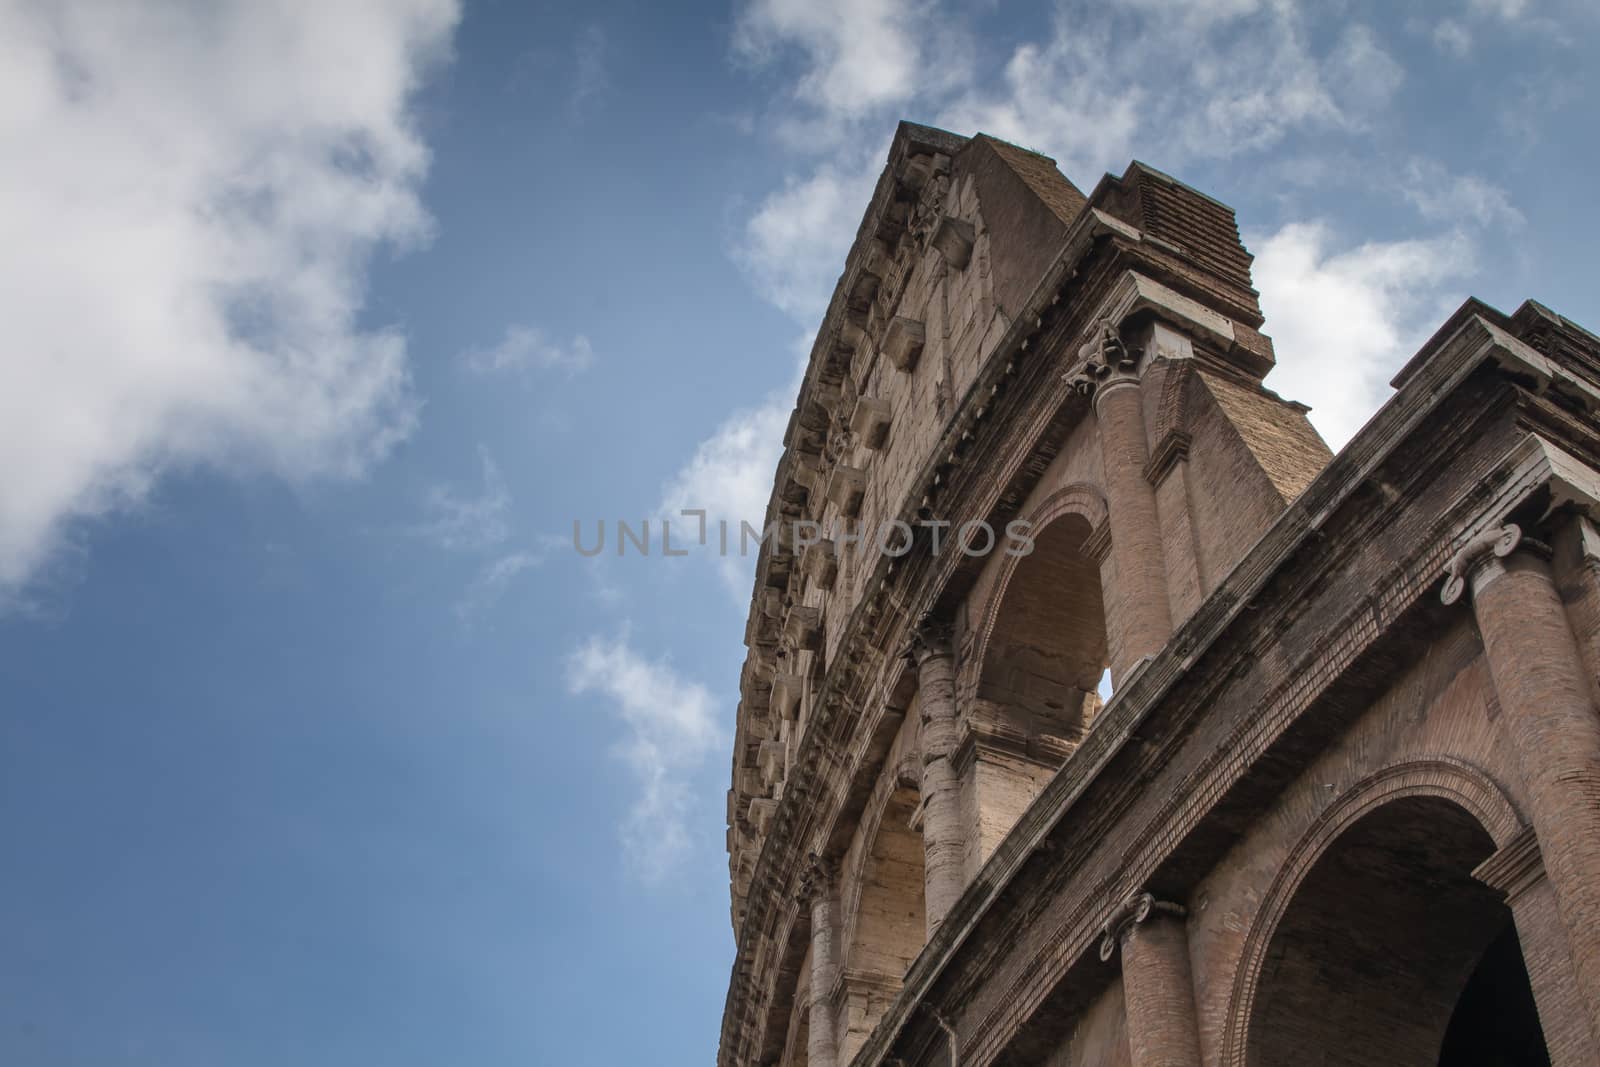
[1474,826,1600,1065]
[1077,321,1173,683]
[908,614,966,938]
[1100,892,1202,1067]
[1444,523,1600,1042]
[803,858,840,1067]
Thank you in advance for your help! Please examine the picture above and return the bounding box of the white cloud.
[1402,159,1524,229]
[566,632,724,881]
[733,0,924,121]
[0,0,459,600]
[735,153,882,321]
[733,2,1408,329]
[940,3,1400,180]
[658,337,806,598]
[938,26,1141,180]
[415,446,512,552]
[1253,221,1473,448]
[659,394,792,598]
[462,325,595,376]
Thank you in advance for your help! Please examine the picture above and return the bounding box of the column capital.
[1098,890,1187,962]
[1441,522,1552,605]
[1066,317,1145,405]
[903,612,954,666]
[798,852,836,904]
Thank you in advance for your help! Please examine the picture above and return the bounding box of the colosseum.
[718,121,1600,1067]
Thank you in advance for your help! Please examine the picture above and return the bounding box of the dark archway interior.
[978,514,1106,743]
[1248,796,1548,1066]
[1439,922,1549,1066]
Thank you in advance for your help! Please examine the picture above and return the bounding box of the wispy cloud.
[730,0,1409,329]
[414,446,512,552]
[1253,221,1473,448]
[462,325,595,377]
[0,0,459,604]
[940,6,1402,178]
[1402,159,1525,229]
[734,154,884,321]
[565,633,724,881]
[733,0,925,122]
[454,544,558,624]
[570,24,610,119]
[657,336,807,598]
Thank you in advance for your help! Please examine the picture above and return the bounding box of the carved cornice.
[1097,891,1186,961]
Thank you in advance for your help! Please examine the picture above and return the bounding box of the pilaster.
[1445,522,1600,1046]
[907,614,966,937]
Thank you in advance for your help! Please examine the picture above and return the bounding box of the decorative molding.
[1472,824,1546,904]
[1145,431,1193,485]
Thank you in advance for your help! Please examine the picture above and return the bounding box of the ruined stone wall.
[721,120,1600,1067]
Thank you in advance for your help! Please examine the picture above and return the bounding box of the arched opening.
[849,784,926,979]
[977,511,1110,746]
[839,783,925,1059]
[1246,795,1548,1066]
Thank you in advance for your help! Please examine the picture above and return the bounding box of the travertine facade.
[721,121,1600,1066]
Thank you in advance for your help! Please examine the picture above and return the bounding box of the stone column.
[908,614,966,938]
[1444,523,1600,1042]
[1100,891,1202,1067]
[1474,826,1600,1066]
[1076,320,1173,682]
[803,857,840,1067]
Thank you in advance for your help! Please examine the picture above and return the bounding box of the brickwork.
[719,120,1600,1067]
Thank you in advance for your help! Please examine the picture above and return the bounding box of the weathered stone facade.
[721,121,1600,1066]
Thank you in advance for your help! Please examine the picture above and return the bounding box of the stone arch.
[967,483,1112,743]
[841,763,926,981]
[1223,758,1539,1067]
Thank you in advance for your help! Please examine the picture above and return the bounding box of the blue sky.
[1,1,1597,1064]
